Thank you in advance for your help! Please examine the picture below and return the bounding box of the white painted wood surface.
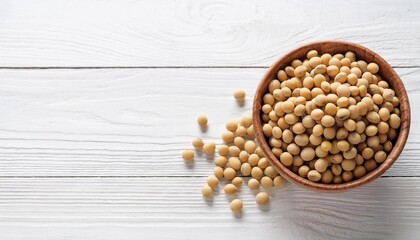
[1,177,420,240]
[0,68,419,177]
[0,0,419,67]
[0,0,419,239]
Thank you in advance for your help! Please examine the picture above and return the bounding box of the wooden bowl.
[252,40,410,192]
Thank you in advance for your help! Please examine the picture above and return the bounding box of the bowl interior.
[252,40,410,192]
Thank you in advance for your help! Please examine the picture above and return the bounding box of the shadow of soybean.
[233,211,243,219]
[183,160,195,169]
[195,149,204,157]
[203,196,214,207]
[199,126,208,133]
[205,154,215,162]
[236,99,246,108]
[258,201,271,212]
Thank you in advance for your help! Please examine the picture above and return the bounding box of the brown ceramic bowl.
[253,40,410,192]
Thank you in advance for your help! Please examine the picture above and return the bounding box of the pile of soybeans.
[260,50,400,183]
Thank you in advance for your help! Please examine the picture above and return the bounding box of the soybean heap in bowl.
[252,41,410,192]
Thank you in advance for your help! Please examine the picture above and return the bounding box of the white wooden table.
[1,0,419,239]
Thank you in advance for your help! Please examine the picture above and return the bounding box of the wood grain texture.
[0,68,418,177]
[0,177,419,240]
[0,0,419,67]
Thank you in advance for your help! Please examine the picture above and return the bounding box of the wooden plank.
[0,68,417,177]
[0,177,419,239]
[0,0,419,67]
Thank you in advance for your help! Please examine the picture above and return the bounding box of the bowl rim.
[252,40,411,192]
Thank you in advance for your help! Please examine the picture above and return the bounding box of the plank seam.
[0,66,418,69]
[0,176,416,178]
